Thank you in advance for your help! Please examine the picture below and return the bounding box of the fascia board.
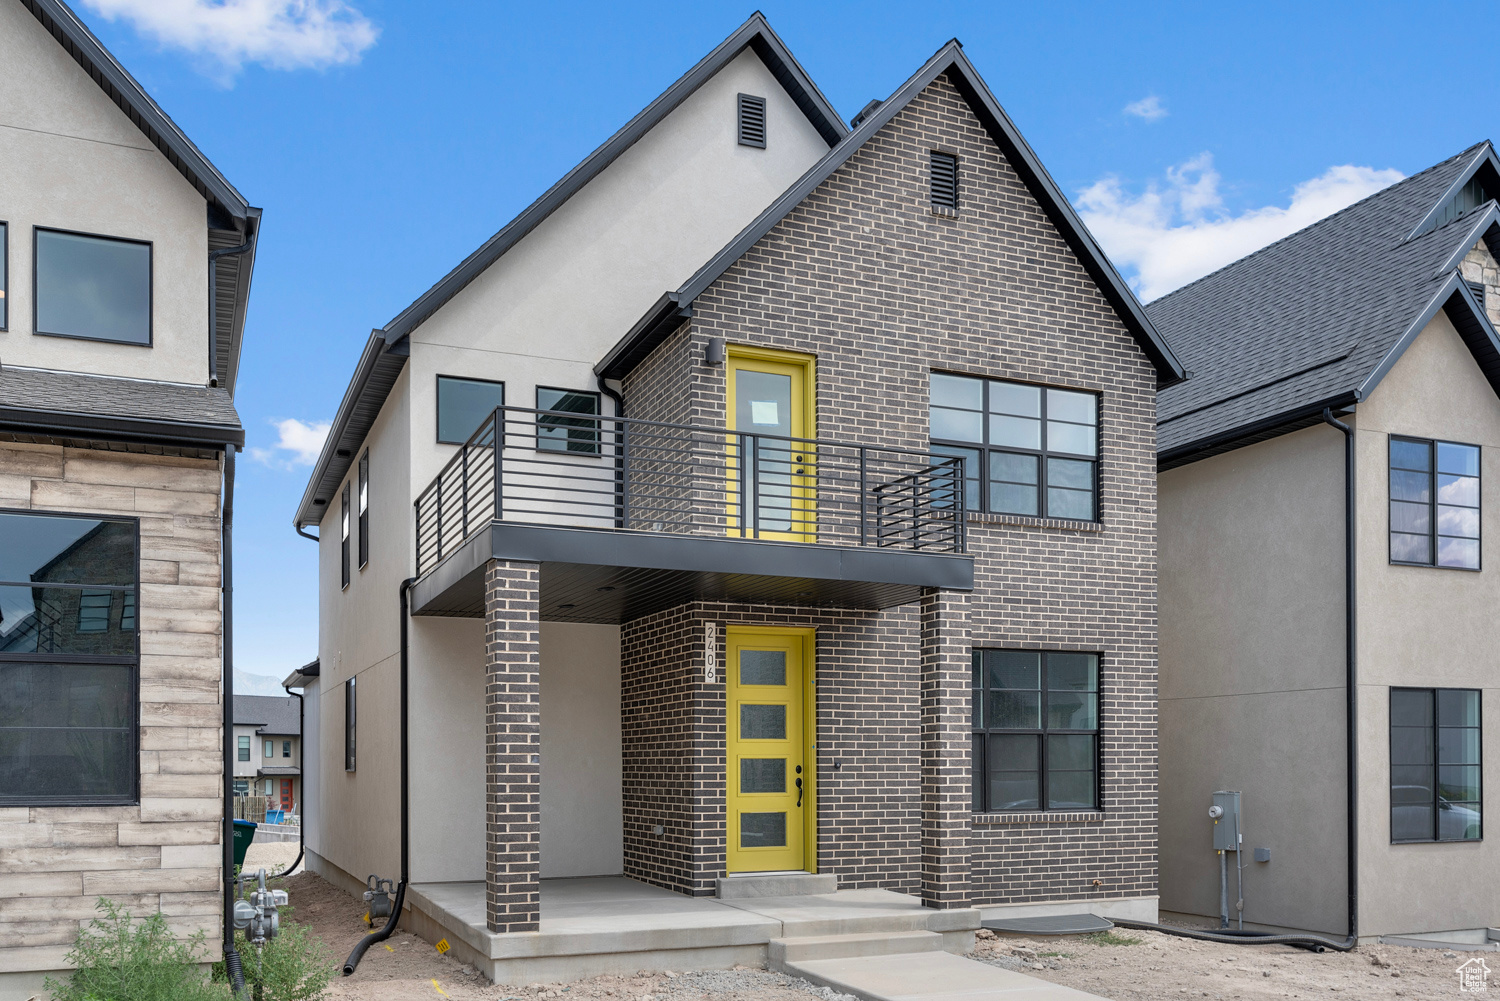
[1404,142,1500,242]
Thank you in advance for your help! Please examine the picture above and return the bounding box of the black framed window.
[282,740,291,758]
[357,451,369,569]
[437,376,505,445]
[971,650,1099,812]
[1390,436,1480,569]
[340,483,350,590]
[1391,687,1481,842]
[537,387,601,455]
[931,373,1099,520]
[0,220,8,330]
[344,677,356,772]
[0,510,140,805]
[238,735,250,762]
[34,228,151,345]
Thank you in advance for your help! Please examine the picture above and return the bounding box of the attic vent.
[737,94,767,148]
[930,151,959,213]
[1467,279,1487,307]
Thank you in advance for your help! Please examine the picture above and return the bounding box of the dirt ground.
[276,870,1486,1001]
[974,927,1482,1000]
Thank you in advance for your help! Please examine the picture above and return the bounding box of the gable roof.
[1150,141,1500,468]
[233,694,300,735]
[595,40,1187,387]
[295,13,843,529]
[21,0,261,394]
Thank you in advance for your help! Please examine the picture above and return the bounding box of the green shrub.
[232,913,335,1001]
[1083,930,1142,946]
[45,898,230,1001]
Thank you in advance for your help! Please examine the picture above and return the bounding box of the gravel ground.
[973,927,1485,1000]
[278,870,1485,1000]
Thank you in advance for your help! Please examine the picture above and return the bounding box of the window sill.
[1389,560,1481,573]
[930,205,959,219]
[972,810,1105,825]
[967,512,1103,533]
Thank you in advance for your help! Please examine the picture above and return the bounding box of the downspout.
[342,576,416,976]
[598,376,625,529]
[221,446,245,996]
[208,238,254,388]
[1322,407,1358,948]
[280,680,305,877]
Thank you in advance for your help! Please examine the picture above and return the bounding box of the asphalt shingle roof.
[0,365,242,429]
[233,694,300,735]
[1148,142,1500,461]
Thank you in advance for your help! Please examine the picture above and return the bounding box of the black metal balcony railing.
[414,406,966,576]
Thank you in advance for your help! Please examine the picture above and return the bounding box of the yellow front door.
[726,627,814,873]
[726,348,815,542]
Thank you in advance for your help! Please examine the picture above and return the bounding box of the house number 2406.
[704,622,718,684]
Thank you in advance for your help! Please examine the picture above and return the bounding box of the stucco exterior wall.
[1352,309,1500,938]
[404,47,831,491]
[1157,424,1348,934]
[0,0,210,386]
[0,440,224,977]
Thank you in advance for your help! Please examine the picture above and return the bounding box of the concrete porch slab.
[787,951,1107,1001]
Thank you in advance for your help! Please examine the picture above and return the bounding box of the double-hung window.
[1389,437,1480,569]
[238,736,251,762]
[930,373,1099,520]
[0,511,139,805]
[34,228,151,345]
[283,740,291,758]
[536,388,601,455]
[1390,688,1481,842]
[971,650,1099,812]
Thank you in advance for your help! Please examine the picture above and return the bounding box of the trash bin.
[232,819,257,869]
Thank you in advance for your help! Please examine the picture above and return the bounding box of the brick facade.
[619,72,1160,908]
[483,559,541,932]
[0,438,226,974]
[919,588,972,908]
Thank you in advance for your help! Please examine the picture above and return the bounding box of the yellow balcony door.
[725,626,815,873]
[726,347,815,542]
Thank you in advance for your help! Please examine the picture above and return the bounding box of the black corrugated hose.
[1112,919,1354,953]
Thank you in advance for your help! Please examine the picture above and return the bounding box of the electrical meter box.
[1212,790,1241,851]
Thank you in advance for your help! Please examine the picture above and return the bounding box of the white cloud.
[79,0,378,79]
[250,418,331,468]
[1077,153,1404,301]
[1123,95,1167,121]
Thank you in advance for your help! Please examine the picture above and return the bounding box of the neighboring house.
[1152,142,1500,944]
[232,695,302,815]
[0,0,257,994]
[296,14,1182,981]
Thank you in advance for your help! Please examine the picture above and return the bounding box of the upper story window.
[238,735,250,762]
[0,510,139,805]
[283,740,291,758]
[34,228,151,345]
[972,650,1099,812]
[340,482,351,590]
[437,375,505,445]
[930,373,1099,520]
[357,451,369,570]
[1389,436,1480,569]
[1391,687,1481,842]
[737,94,767,148]
[264,739,274,759]
[537,387,601,455]
[0,221,8,330]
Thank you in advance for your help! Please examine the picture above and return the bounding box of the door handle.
[796,777,803,807]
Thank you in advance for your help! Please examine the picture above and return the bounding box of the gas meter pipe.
[342,577,416,977]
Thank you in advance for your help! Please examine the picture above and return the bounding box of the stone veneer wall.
[0,438,225,975]
[621,71,1160,908]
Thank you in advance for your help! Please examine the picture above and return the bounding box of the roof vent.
[850,99,883,129]
[930,151,959,213]
[737,94,766,149]
[1467,279,1487,307]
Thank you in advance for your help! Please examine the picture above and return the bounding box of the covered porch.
[406,406,977,938]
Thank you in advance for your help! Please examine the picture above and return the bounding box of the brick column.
[484,559,541,933]
[919,588,972,908]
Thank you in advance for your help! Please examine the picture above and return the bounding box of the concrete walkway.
[788,951,1109,1001]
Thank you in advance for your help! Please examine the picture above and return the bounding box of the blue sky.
[72,0,1500,679]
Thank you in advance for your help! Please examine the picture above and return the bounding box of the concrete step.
[716,872,837,899]
[769,930,943,967]
[786,951,1107,1001]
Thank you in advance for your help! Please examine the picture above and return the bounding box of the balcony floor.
[411,522,973,620]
